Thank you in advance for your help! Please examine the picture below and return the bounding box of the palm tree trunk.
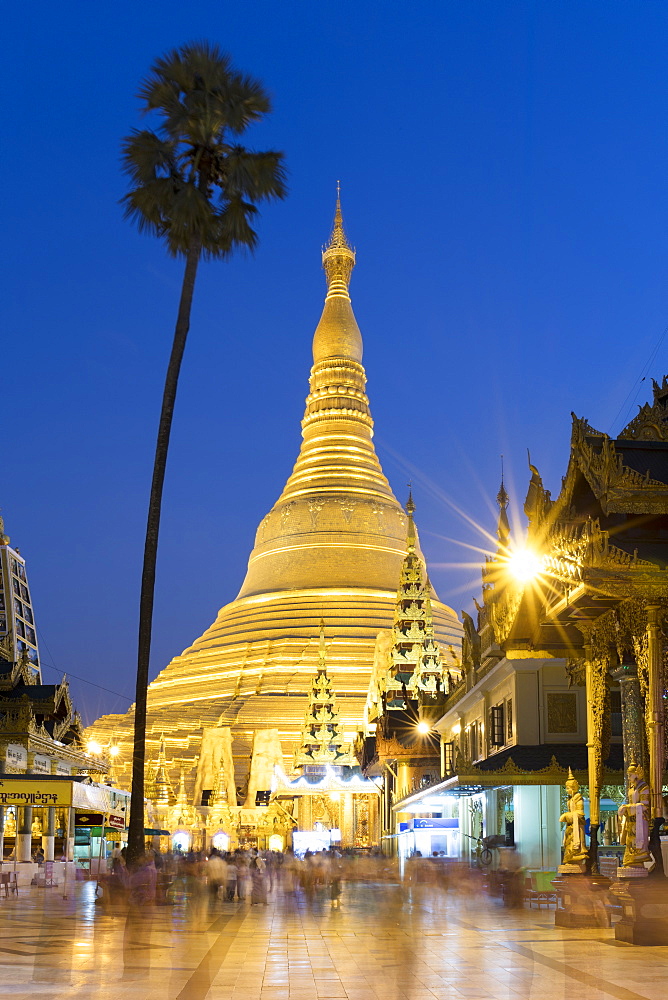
[127,243,201,863]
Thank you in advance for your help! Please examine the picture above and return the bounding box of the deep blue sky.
[4,2,668,723]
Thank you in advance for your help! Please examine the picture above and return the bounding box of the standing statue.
[618,762,652,868]
[559,769,588,866]
[193,724,236,807]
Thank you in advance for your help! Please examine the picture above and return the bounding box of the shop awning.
[144,828,170,836]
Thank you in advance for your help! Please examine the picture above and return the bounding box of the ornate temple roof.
[463,378,668,664]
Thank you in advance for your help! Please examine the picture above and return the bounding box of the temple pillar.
[42,807,56,862]
[17,807,32,862]
[645,605,665,874]
[612,664,645,785]
[342,793,354,846]
[397,762,411,799]
[369,794,380,846]
[383,769,392,840]
[583,643,608,872]
[299,796,312,832]
[65,807,75,861]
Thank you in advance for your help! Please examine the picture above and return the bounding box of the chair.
[0,872,18,896]
[525,870,556,908]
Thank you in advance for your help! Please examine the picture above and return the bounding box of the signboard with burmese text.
[6,745,27,769]
[0,779,72,807]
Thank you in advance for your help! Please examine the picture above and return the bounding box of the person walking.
[250,851,267,904]
[207,849,226,910]
[235,852,251,901]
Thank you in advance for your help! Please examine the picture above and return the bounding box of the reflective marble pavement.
[0,882,667,1000]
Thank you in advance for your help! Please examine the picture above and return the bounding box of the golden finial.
[406,488,416,553]
[497,457,508,509]
[322,184,356,297]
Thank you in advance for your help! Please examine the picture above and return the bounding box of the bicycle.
[464,833,493,867]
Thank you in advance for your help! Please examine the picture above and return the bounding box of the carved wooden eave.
[458,754,624,787]
[374,732,439,765]
[617,376,668,443]
[569,415,668,516]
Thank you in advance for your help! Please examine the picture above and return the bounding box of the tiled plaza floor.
[0,881,667,999]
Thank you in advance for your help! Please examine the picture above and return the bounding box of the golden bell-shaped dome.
[238,194,407,599]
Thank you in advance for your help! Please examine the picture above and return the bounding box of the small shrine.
[273,623,380,849]
[360,496,461,799]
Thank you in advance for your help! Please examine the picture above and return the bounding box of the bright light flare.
[416,721,430,735]
[86,740,102,756]
[108,745,120,757]
[507,548,542,583]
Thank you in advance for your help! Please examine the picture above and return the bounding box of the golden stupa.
[89,198,462,794]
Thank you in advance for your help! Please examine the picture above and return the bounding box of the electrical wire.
[609,322,668,434]
[36,626,132,703]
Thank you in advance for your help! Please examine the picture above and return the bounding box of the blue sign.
[411,817,459,830]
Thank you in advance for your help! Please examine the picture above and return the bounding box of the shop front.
[0,774,129,882]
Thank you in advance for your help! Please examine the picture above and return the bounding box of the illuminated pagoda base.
[87,198,461,808]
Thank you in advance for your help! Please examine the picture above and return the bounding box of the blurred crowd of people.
[102,845,406,913]
[101,843,530,916]
[100,846,530,979]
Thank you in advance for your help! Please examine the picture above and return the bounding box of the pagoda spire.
[377,496,447,711]
[294,626,357,767]
[149,735,175,807]
[321,183,356,300]
[406,487,416,553]
[496,473,510,551]
[236,190,408,600]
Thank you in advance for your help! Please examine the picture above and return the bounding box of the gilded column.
[300,796,312,832]
[645,605,666,874]
[369,793,380,846]
[342,792,354,847]
[611,663,645,785]
[583,642,607,872]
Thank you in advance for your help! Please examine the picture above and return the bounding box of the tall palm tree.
[121,41,286,862]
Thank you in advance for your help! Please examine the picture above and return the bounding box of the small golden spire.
[496,458,510,550]
[406,488,416,553]
[322,184,356,298]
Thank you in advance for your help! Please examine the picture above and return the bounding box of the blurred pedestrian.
[250,851,267,904]
[207,849,226,909]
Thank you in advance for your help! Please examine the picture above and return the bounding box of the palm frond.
[122,41,286,257]
[121,129,178,184]
[224,148,287,201]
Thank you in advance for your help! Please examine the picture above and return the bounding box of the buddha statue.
[618,762,651,868]
[559,769,588,867]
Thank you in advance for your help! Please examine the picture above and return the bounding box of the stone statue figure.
[618,762,652,868]
[244,729,284,808]
[559,769,588,866]
[193,724,236,807]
